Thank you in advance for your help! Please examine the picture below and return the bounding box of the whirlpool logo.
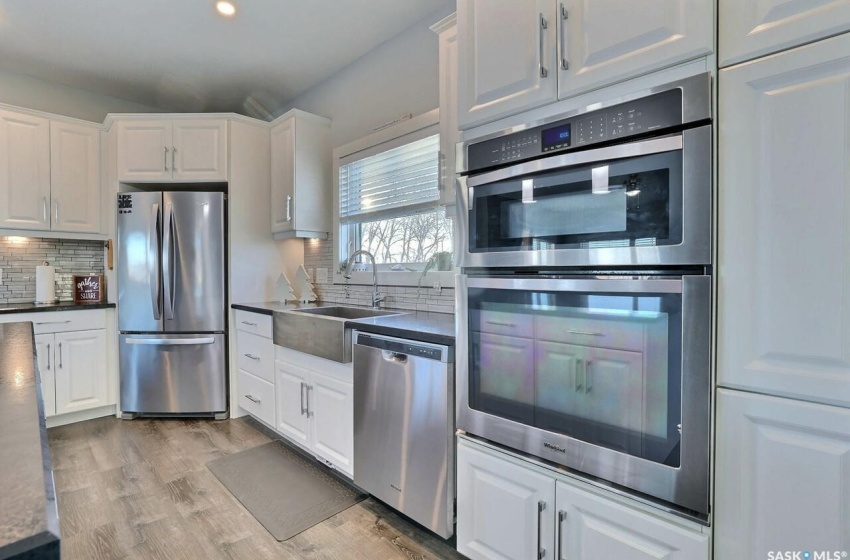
[543,442,566,454]
[767,551,847,560]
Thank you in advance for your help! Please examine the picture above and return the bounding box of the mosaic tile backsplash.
[303,233,455,314]
[0,237,105,304]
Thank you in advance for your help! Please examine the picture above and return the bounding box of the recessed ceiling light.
[216,1,236,17]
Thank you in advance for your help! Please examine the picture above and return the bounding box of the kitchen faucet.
[343,250,385,309]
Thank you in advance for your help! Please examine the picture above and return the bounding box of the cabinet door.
[580,346,643,432]
[270,117,295,234]
[309,370,354,477]
[559,0,712,100]
[715,389,850,559]
[457,440,556,560]
[116,120,172,182]
[274,360,311,448]
[437,19,459,208]
[34,334,56,418]
[50,120,101,233]
[718,33,850,408]
[54,329,108,415]
[0,109,50,230]
[556,480,709,560]
[172,119,228,182]
[720,0,850,67]
[457,0,558,129]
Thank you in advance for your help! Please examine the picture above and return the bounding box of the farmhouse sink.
[273,305,406,363]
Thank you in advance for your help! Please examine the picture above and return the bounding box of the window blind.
[339,134,439,223]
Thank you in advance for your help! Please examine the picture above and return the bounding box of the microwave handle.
[466,134,683,189]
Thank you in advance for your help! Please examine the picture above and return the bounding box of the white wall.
[0,67,164,123]
[281,2,455,148]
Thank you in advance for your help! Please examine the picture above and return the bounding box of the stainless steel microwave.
[456,73,712,270]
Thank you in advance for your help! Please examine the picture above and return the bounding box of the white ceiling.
[0,0,450,118]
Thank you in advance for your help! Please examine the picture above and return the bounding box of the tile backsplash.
[303,234,455,314]
[0,237,105,304]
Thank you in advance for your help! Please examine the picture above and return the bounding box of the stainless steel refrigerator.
[117,191,227,417]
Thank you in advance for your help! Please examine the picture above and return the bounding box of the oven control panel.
[467,88,684,173]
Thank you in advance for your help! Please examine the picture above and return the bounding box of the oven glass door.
[466,277,689,468]
[462,127,711,268]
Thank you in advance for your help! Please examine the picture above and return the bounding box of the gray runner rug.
[207,440,367,541]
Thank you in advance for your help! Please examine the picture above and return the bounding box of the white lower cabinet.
[53,329,108,415]
[715,389,850,559]
[457,437,709,560]
[274,350,354,478]
[34,334,56,417]
[236,369,275,428]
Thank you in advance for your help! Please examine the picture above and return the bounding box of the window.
[334,110,454,286]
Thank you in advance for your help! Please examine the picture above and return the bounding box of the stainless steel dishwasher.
[352,331,455,539]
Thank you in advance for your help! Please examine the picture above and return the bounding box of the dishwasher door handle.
[381,350,408,364]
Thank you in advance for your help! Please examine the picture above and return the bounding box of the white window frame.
[333,109,455,288]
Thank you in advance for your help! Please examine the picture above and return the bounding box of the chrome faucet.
[343,250,385,309]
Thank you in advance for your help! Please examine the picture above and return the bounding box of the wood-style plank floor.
[47,416,465,560]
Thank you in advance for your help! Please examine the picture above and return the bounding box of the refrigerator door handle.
[125,337,216,346]
[162,202,176,321]
[149,203,162,320]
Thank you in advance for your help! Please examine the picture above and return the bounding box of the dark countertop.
[0,301,116,315]
[0,322,60,560]
[232,302,455,345]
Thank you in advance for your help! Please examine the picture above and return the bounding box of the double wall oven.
[456,74,712,518]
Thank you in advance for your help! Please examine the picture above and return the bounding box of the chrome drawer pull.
[241,321,257,326]
[486,320,516,328]
[244,353,261,361]
[245,394,260,404]
[35,320,71,325]
[566,329,603,337]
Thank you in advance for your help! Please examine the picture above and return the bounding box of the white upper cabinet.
[715,389,850,559]
[720,0,850,67]
[458,0,558,130]
[0,109,51,231]
[557,481,709,560]
[718,33,850,408]
[50,120,101,234]
[457,0,713,129]
[558,0,713,99]
[116,118,227,182]
[270,110,331,239]
[432,14,459,209]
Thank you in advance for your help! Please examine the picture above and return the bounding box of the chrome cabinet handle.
[244,353,260,361]
[305,384,313,417]
[245,394,260,404]
[42,196,48,223]
[286,195,292,222]
[164,146,169,170]
[58,343,63,369]
[559,3,569,70]
[485,320,516,328]
[300,382,307,416]
[575,358,583,392]
[567,329,604,337]
[539,13,549,79]
[585,360,592,393]
[54,199,59,224]
[241,321,257,327]
[538,501,547,559]
[171,147,176,171]
[46,343,51,371]
[35,320,71,325]
[557,510,566,560]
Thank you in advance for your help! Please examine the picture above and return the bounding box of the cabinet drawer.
[234,310,272,338]
[476,308,534,337]
[535,314,646,352]
[237,369,275,427]
[31,310,106,334]
[236,330,274,383]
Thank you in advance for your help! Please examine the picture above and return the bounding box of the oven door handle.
[466,134,683,189]
[465,275,691,294]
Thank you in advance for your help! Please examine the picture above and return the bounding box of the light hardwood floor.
[48,416,465,560]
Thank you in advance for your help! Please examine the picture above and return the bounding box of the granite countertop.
[0,322,60,559]
[232,302,455,345]
[0,301,116,315]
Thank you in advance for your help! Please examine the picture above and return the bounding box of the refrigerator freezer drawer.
[120,333,227,414]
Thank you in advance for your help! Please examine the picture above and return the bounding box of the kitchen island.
[0,322,60,560]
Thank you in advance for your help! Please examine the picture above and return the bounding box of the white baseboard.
[46,404,116,428]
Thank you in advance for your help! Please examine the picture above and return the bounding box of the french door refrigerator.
[118,191,227,417]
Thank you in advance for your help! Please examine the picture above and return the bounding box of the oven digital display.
[541,123,572,151]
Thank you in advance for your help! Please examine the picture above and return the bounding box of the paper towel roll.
[35,263,56,303]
